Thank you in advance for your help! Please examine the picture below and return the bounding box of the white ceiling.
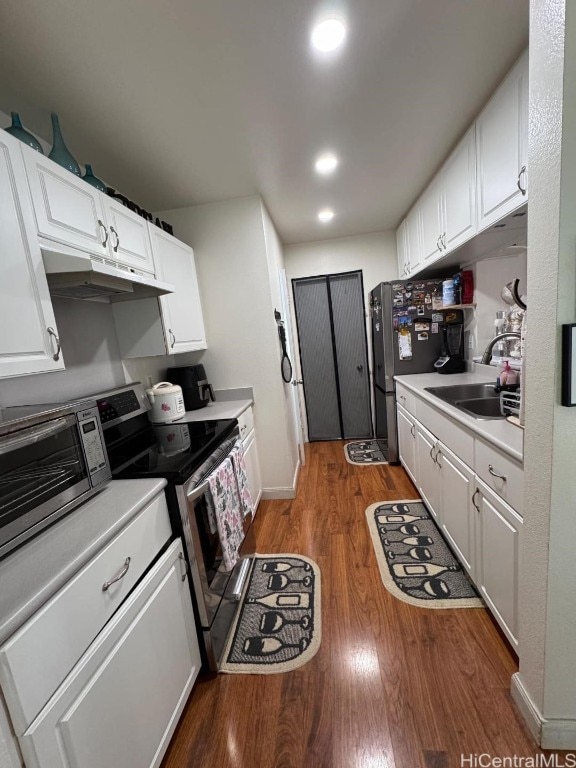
[0,0,528,244]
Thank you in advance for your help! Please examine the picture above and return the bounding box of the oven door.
[177,477,255,630]
[0,414,91,557]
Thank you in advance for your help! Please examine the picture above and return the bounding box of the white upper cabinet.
[152,229,207,354]
[442,126,477,252]
[113,229,207,357]
[101,198,155,273]
[0,131,65,377]
[396,219,408,278]
[405,204,422,275]
[23,148,155,273]
[23,150,109,257]
[419,175,444,265]
[476,50,528,230]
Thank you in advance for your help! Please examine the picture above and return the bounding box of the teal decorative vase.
[49,113,80,175]
[82,164,106,193]
[5,112,44,153]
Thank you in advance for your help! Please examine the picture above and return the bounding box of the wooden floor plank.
[161,441,546,768]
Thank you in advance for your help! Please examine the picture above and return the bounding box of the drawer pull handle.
[178,552,189,582]
[102,557,131,592]
[488,464,507,481]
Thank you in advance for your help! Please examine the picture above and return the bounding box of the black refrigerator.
[369,279,463,463]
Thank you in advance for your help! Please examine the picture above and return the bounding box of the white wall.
[283,231,397,439]
[512,0,576,748]
[463,250,527,356]
[156,196,298,495]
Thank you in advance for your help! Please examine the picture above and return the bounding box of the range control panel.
[97,389,142,426]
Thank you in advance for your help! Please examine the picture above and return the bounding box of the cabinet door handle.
[102,557,131,592]
[472,489,480,512]
[169,329,176,348]
[435,448,442,468]
[429,445,437,462]
[178,552,189,582]
[517,165,527,195]
[110,225,120,253]
[410,424,416,438]
[488,464,507,481]
[357,364,363,372]
[442,232,447,250]
[97,219,108,247]
[47,327,61,361]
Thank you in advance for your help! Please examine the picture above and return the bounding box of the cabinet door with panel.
[443,126,477,252]
[243,430,262,512]
[436,442,475,578]
[474,478,522,649]
[22,149,109,256]
[419,176,444,266]
[396,219,408,278]
[151,228,207,354]
[415,424,441,523]
[397,405,417,486]
[476,51,528,230]
[104,198,155,273]
[0,132,65,377]
[405,205,422,275]
[19,539,201,768]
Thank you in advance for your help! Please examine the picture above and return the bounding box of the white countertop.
[394,372,524,463]
[0,479,167,644]
[179,398,253,422]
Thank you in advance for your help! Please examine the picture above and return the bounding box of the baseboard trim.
[261,487,296,500]
[511,673,576,749]
[511,673,542,744]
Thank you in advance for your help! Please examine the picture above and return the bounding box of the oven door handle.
[186,477,211,503]
[0,417,71,455]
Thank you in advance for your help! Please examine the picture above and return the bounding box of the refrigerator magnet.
[417,332,429,341]
[414,322,430,332]
[398,330,413,360]
[431,322,439,334]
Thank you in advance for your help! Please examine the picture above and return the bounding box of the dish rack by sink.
[500,390,521,417]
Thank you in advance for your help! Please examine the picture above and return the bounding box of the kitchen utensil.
[145,381,185,424]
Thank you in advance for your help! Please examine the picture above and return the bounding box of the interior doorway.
[292,271,372,441]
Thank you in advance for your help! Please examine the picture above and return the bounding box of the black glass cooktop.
[108,418,238,485]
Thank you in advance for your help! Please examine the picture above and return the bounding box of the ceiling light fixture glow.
[318,208,335,223]
[311,19,347,53]
[315,153,339,175]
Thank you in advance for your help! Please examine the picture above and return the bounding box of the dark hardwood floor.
[161,441,544,768]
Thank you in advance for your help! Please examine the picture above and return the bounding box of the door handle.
[517,165,527,195]
[472,489,480,512]
[110,225,120,253]
[488,464,507,481]
[97,219,108,247]
[102,557,131,592]
[169,329,176,348]
[292,379,303,386]
[47,327,61,361]
[410,424,416,438]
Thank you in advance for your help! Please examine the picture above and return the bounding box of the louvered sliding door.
[292,271,371,441]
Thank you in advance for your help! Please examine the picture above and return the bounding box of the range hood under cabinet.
[41,242,175,302]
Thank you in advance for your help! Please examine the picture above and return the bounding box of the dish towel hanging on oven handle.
[207,457,245,572]
[230,440,254,519]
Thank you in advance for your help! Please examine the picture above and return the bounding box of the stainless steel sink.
[423,382,505,420]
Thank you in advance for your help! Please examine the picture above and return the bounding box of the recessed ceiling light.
[318,208,335,223]
[315,153,339,175]
[311,19,346,53]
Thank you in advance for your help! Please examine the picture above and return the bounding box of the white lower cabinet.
[18,539,200,768]
[396,405,417,485]
[474,478,522,648]
[243,429,262,512]
[437,443,475,578]
[397,399,523,649]
[415,424,441,523]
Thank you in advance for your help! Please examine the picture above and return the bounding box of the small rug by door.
[366,500,483,609]
[344,439,389,465]
[220,553,321,674]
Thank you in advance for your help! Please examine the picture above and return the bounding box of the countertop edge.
[394,375,524,463]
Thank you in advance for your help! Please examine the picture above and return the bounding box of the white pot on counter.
[145,382,185,424]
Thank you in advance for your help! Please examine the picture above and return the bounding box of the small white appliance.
[145,382,185,424]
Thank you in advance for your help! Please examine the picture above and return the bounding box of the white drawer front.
[416,398,474,467]
[395,383,416,415]
[475,439,523,514]
[0,493,171,734]
[237,406,254,441]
